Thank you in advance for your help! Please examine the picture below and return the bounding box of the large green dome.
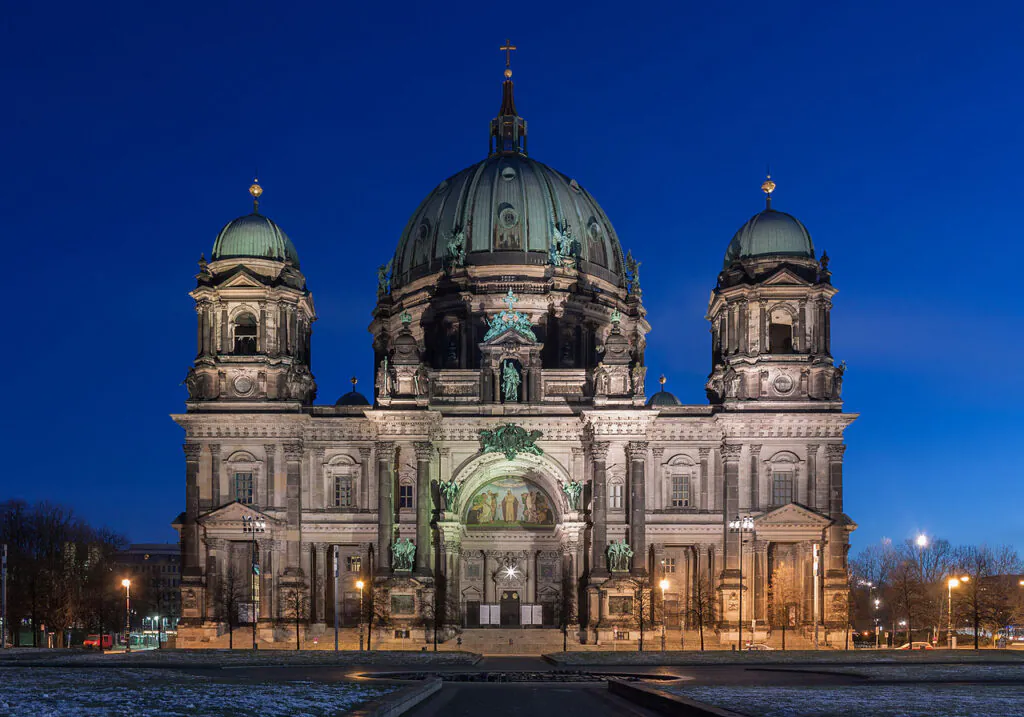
[723,208,814,269]
[212,213,300,267]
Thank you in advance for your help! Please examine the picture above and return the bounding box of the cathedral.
[173,53,856,649]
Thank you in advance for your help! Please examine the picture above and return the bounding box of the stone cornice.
[581,410,659,438]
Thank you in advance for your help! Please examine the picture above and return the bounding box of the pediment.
[198,501,280,526]
[481,327,537,347]
[760,267,812,287]
[219,269,270,289]
[754,502,831,528]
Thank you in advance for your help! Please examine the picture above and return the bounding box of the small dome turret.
[211,180,301,267]
[723,176,814,268]
[646,375,681,408]
[336,377,370,406]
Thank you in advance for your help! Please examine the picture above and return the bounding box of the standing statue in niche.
[561,480,583,511]
[501,360,521,402]
[607,539,634,572]
[438,479,460,512]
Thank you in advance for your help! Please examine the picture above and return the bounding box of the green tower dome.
[722,178,814,268]
[210,180,300,267]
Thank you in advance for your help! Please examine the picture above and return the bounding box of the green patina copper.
[438,479,460,511]
[501,361,520,402]
[479,423,543,461]
[483,290,537,342]
[399,310,412,324]
[607,539,634,572]
[561,479,583,510]
[392,538,416,571]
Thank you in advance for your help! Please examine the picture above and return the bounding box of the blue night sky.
[3,1,1022,553]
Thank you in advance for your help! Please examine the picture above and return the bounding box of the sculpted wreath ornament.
[479,423,544,461]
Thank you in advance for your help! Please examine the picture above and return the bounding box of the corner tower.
[705,177,843,407]
[184,180,317,406]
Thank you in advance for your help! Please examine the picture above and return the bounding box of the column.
[183,443,202,576]
[220,306,229,353]
[258,541,273,620]
[651,447,665,510]
[313,544,327,625]
[283,443,304,576]
[797,299,807,352]
[721,444,742,573]
[806,444,819,510]
[258,302,267,353]
[759,299,768,353]
[195,304,204,357]
[528,551,537,604]
[209,443,222,508]
[375,442,396,574]
[753,541,768,623]
[359,447,372,511]
[698,448,710,512]
[309,448,323,510]
[413,441,433,576]
[825,444,847,574]
[824,300,832,355]
[263,444,277,507]
[738,300,749,354]
[482,551,492,604]
[589,441,610,576]
[749,444,762,510]
[627,441,649,574]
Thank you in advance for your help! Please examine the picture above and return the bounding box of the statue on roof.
[445,228,466,270]
[377,259,393,298]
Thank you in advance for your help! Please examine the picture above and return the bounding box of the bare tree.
[768,562,803,650]
[215,562,246,649]
[558,570,579,652]
[364,584,390,651]
[629,575,655,652]
[688,571,716,651]
[281,583,310,650]
[954,544,1023,649]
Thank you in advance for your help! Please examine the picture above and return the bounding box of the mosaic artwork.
[465,476,555,529]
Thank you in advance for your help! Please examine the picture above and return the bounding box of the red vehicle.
[83,634,114,650]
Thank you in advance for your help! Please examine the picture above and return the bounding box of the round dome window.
[499,208,519,228]
[501,166,517,182]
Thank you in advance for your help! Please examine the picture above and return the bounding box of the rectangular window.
[609,483,623,510]
[346,555,361,573]
[772,470,794,506]
[670,476,690,507]
[334,476,353,507]
[662,558,676,574]
[234,472,254,504]
[465,562,481,579]
[399,484,414,509]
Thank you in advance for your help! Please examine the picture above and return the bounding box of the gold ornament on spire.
[249,178,263,213]
[761,173,775,209]
[350,376,358,388]
[659,374,667,387]
[500,38,517,79]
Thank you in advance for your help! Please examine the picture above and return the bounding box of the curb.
[349,678,442,717]
[608,679,746,717]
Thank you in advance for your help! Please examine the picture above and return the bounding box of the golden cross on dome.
[500,39,517,78]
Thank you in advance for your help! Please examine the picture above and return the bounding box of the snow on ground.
[0,668,394,717]
[666,684,1024,717]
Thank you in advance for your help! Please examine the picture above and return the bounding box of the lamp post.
[873,598,881,649]
[947,576,968,649]
[121,579,131,653]
[356,580,365,651]
[241,515,266,650]
[333,547,340,652]
[659,578,669,651]
[728,516,755,650]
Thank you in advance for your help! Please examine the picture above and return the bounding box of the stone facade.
[173,73,856,649]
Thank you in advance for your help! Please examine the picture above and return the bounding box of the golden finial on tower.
[761,171,776,209]
[659,374,667,387]
[500,38,517,79]
[249,177,263,213]
[350,376,358,388]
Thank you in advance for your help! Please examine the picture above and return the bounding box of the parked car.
[895,642,933,650]
[746,643,775,651]
[83,634,114,650]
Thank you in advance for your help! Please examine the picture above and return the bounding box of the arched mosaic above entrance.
[465,476,556,529]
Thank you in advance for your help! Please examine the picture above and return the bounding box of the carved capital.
[626,441,649,460]
[301,543,313,554]
[313,447,326,461]
[208,443,221,458]
[283,443,304,461]
[314,543,328,557]
[698,447,711,459]
[183,443,202,460]
[651,446,665,460]
[571,446,584,458]
[825,444,847,461]
[749,444,763,457]
[413,441,434,461]
[264,444,277,457]
[358,446,372,460]
[375,441,396,461]
[721,443,743,461]
[590,441,610,461]
[806,443,820,457]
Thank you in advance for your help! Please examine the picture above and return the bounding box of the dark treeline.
[1,500,127,647]
[850,537,1023,649]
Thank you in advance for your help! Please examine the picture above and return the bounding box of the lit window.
[399,483,414,509]
[346,555,361,573]
[234,472,254,504]
[772,470,794,506]
[609,483,623,510]
[670,475,690,507]
[334,476,353,507]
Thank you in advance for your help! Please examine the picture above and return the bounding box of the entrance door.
[500,590,521,627]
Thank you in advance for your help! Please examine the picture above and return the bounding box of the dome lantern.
[490,39,527,157]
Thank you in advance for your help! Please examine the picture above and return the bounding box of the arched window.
[768,307,794,354]
[233,313,258,355]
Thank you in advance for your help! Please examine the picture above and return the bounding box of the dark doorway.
[500,590,521,626]
[466,600,480,627]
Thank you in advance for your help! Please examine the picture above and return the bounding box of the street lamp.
[659,578,669,651]
[241,515,266,650]
[356,580,365,651]
[728,516,755,650]
[947,576,969,649]
[873,598,881,648]
[121,579,131,653]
